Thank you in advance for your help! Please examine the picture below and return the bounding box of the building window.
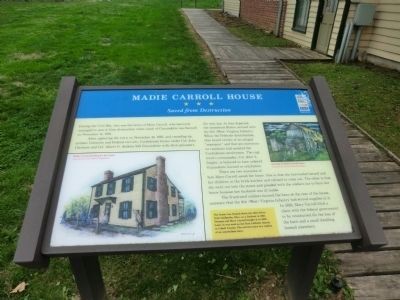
[95,185,103,197]
[107,181,116,195]
[172,204,177,217]
[146,200,158,219]
[121,176,134,192]
[293,0,310,33]
[90,204,100,218]
[171,186,176,197]
[147,177,157,192]
[119,201,132,219]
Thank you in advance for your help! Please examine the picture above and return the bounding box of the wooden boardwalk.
[183,9,329,88]
[328,119,400,299]
[183,8,400,299]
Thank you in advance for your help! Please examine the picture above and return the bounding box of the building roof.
[94,196,117,204]
[91,164,156,187]
[91,163,185,200]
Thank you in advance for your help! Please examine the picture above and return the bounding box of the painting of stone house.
[264,122,329,162]
[85,156,185,232]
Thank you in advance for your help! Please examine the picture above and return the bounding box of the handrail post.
[69,256,107,300]
[286,244,324,300]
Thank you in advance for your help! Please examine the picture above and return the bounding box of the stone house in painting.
[88,156,184,230]
[223,0,400,71]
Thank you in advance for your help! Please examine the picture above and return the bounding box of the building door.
[104,203,111,224]
[315,0,339,54]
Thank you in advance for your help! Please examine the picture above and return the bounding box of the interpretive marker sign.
[46,88,353,251]
[14,77,386,300]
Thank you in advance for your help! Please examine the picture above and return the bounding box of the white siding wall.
[282,0,400,68]
[348,0,400,69]
[327,1,347,56]
[108,174,144,227]
[283,0,319,48]
[224,0,240,17]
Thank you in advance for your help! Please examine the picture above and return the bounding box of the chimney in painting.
[156,156,169,225]
[104,170,114,181]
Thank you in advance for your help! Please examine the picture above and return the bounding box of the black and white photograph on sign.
[50,151,205,247]
[263,122,329,162]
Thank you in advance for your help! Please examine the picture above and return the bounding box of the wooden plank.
[221,64,285,69]
[346,275,400,299]
[228,79,303,87]
[204,40,243,46]
[217,46,262,60]
[327,229,400,253]
[355,152,390,162]
[366,48,400,64]
[363,172,400,184]
[224,69,293,75]
[343,124,355,130]
[341,118,351,125]
[372,196,400,211]
[359,162,400,172]
[326,243,352,253]
[344,123,355,131]
[378,211,400,228]
[346,129,364,137]
[219,60,277,63]
[384,229,400,249]
[255,47,331,61]
[220,60,277,65]
[363,27,400,39]
[371,19,399,31]
[337,250,400,276]
[221,63,288,69]
[221,63,282,67]
[224,67,292,73]
[228,74,295,80]
[351,143,380,153]
[295,48,316,59]
[348,137,373,145]
[363,31,400,47]
[368,184,400,197]
[256,49,281,59]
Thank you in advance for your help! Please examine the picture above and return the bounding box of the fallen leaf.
[10,282,28,294]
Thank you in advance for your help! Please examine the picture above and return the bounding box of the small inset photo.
[263,122,330,162]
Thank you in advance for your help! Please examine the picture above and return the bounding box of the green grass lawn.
[181,0,222,9]
[288,62,400,157]
[1,1,346,299]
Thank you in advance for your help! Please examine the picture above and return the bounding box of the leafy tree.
[185,201,197,220]
[269,129,286,144]
[64,195,90,222]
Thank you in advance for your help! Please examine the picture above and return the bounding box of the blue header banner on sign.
[76,89,314,118]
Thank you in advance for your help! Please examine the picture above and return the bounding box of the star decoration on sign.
[184,102,189,106]
[209,102,214,106]
[196,101,201,106]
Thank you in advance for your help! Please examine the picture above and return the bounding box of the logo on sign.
[295,93,311,113]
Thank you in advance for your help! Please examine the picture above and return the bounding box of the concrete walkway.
[183,9,400,299]
[183,9,329,87]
